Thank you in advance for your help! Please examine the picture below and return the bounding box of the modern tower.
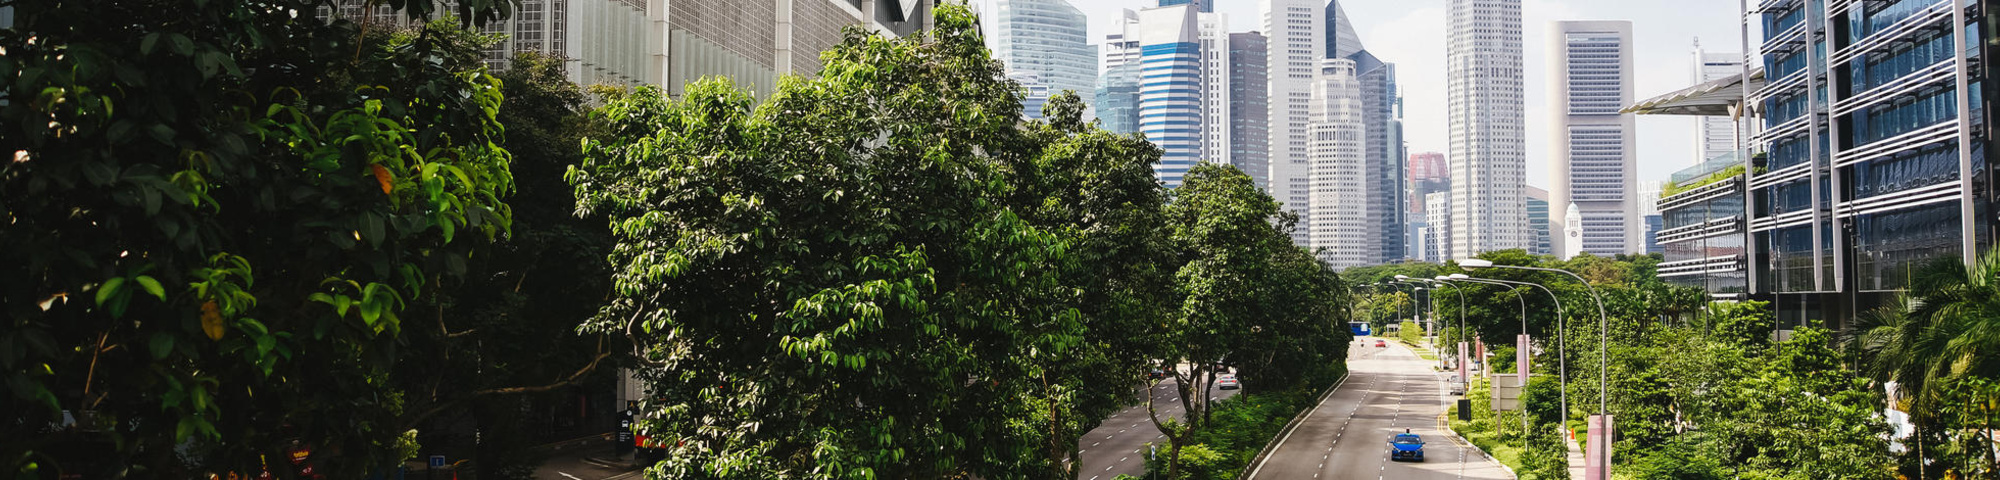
[1327,0,1407,264]
[991,0,1097,119]
[1548,20,1639,258]
[1308,58,1369,268]
[1525,186,1552,256]
[1197,10,1233,167]
[1264,0,1326,245]
[1112,4,1202,188]
[1158,0,1213,12]
[1098,10,1143,135]
[1446,0,1528,259]
[1691,40,1741,164]
[1229,32,1271,190]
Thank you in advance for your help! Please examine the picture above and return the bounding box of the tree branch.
[403,337,615,428]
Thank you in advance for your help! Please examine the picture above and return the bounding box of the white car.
[1215,374,1240,390]
[1446,375,1466,395]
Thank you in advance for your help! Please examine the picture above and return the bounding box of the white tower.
[1264,0,1326,246]
[1547,20,1640,256]
[1563,203,1585,260]
[1309,58,1369,269]
[1691,39,1742,164]
[1447,0,1528,259]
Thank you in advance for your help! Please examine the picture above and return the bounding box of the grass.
[1445,375,1531,475]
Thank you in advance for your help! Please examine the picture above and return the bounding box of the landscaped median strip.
[1439,410,1517,478]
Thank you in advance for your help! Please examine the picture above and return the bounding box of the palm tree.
[1848,250,2000,477]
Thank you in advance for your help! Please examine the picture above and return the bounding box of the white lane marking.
[1121,457,1128,462]
[1243,372,1354,480]
[559,474,583,480]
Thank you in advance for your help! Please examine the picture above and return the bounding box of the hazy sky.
[979,0,1752,189]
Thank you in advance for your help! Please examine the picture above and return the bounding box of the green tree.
[1849,249,2000,478]
[1148,163,1302,479]
[568,6,1103,478]
[3,2,515,475]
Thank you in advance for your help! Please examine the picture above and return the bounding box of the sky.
[980,0,1752,190]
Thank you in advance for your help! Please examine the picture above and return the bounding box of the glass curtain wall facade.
[1447,0,1530,259]
[992,0,1097,120]
[1230,32,1272,191]
[1659,154,1749,296]
[1745,0,1989,327]
[1135,5,1204,188]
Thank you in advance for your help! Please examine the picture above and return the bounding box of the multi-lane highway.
[1243,339,1512,480]
[1074,370,1238,479]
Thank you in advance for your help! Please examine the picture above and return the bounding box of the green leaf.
[149,333,175,359]
[140,32,162,55]
[95,277,126,307]
[166,33,193,56]
[134,275,166,301]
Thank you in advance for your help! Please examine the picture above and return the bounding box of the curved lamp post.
[1403,274,1467,382]
[1450,276,1569,431]
[1459,258,1611,480]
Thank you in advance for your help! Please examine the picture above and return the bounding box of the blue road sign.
[428,455,445,469]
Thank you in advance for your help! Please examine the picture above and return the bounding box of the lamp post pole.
[1460,258,1611,480]
[1407,275,1469,382]
[1454,277,1569,433]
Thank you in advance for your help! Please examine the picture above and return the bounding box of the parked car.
[1447,375,1466,395]
[1388,432,1426,461]
[1215,374,1240,390]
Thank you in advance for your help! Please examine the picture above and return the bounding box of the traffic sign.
[428,455,446,469]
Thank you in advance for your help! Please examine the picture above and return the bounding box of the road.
[1242,338,1512,480]
[1074,369,1239,479]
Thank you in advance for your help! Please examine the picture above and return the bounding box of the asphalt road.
[1074,369,1240,480]
[1242,338,1512,480]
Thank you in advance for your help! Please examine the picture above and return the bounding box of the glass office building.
[1743,0,1988,327]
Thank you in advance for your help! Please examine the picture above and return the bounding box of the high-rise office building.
[1446,0,1528,259]
[1741,0,1990,328]
[991,0,1096,119]
[1098,10,1144,135]
[1691,40,1742,164]
[1308,58,1369,268]
[1409,152,1449,259]
[1230,32,1272,190]
[1422,192,1453,262]
[1265,0,1326,245]
[325,0,934,94]
[1526,186,1552,256]
[1198,10,1233,168]
[1548,21,1640,258]
[1159,0,1213,12]
[1328,1,1407,264]
[1104,5,1203,188]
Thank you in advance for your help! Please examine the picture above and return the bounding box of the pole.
[1465,263,1610,479]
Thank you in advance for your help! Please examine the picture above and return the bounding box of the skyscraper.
[1422,192,1453,263]
[1408,151,1449,258]
[1265,0,1326,245]
[1548,21,1639,258]
[1691,40,1741,164]
[1197,10,1233,168]
[1446,0,1527,259]
[1158,0,1213,12]
[1098,10,1144,135]
[991,0,1096,119]
[1526,186,1552,256]
[1308,58,1369,268]
[1123,4,1203,188]
[1327,1,1407,264]
[1229,32,1271,190]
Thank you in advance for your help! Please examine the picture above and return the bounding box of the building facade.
[1098,10,1144,135]
[1526,186,1553,256]
[1328,1,1407,264]
[1309,58,1370,268]
[1446,0,1529,259]
[1548,21,1640,258]
[1198,10,1234,168]
[1265,0,1326,245]
[1743,0,1990,327]
[1422,192,1453,263]
[1134,5,1203,189]
[1692,41,1743,164]
[991,0,1096,119]
[1230,32,1272,190]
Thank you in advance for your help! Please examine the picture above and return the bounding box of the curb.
[1440,411,1519,479]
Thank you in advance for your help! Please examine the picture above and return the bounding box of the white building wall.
[1446,0,1529,260]
[1263,0,1325,246]
[1198,11,1232,166]
[1309,58,1369,269]
[1424,192,1452,263]
[1546,21,1639,257]
[1692,43,1742,164]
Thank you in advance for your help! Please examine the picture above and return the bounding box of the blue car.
[1389,432,1425,461]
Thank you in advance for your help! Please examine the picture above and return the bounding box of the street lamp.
[1406,274,1469,382]
[1450,276,1570,433]
[1459,257,1612,480]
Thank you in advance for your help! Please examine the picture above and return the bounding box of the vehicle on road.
[1149,367,1166,379]
[1215,374,1239,390]
[1375,339,1388,348]
[1388,432,1425,461]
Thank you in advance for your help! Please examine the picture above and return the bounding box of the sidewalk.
[1566,432,1586,479]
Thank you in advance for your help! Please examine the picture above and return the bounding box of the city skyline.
[1035,0,1745,189]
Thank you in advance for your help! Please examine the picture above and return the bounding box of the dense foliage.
[1849,248,2000,479]
[2,2,526,476]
